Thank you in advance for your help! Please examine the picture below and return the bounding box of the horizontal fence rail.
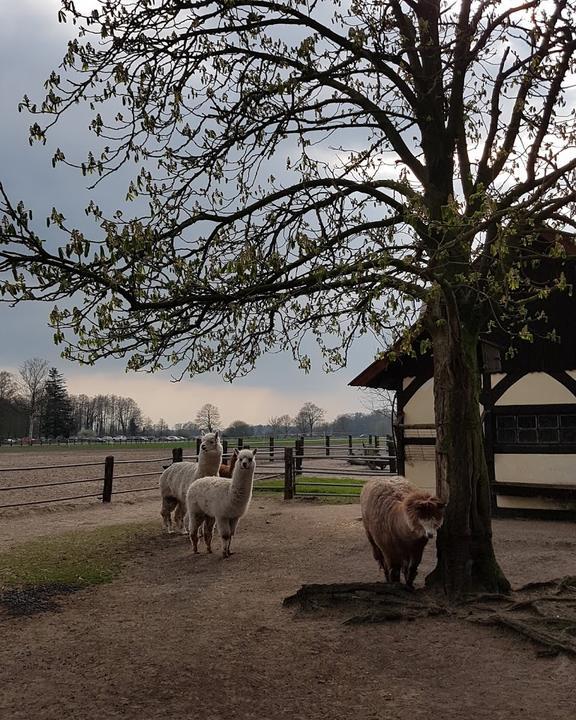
[0,434,396,509]
[0,452,174,509]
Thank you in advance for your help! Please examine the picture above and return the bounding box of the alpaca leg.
[227,517,241,555]
[174,502,186,534]
[404,562,419,589]
[161,496,177,533]
[217,517,232,559]
[189,512,204,554]
[365,529,389,578]
[389,565,401,583]
[203,516,216,554]
[405,546,425,588]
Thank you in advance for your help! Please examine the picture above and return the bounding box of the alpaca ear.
[233,448,239,457]
[252,448,257,457]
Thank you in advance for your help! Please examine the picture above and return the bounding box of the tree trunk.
[425,294,510,597]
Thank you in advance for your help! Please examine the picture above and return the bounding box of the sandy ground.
[1,491,576,720]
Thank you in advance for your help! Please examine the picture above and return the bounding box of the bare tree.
[2,1,576,595]
[0,370,19,403]
[294,403,325,436]
[268,414,292,437]
[195,404,222,433]
[19,358,49,438]
[155,418,169,437]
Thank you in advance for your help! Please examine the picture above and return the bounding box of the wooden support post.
[102,455,114,503]
[325,435,330,456]
[483,409,498,516]
[395,413,406,477]
[387,435,397,474]
[368,434,373,446]
[223,438,228,460]
[238,437,244,449]
[295,437,303,477]
[172,447,183,463]
[284,447,294,500]
[374,435,379,448]
[269,436,274,462]
[196,437,201,458]
[348,435,353,456]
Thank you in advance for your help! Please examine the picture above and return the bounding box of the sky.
[0,0,385,427]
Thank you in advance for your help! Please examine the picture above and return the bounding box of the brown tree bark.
[425,290,511,597]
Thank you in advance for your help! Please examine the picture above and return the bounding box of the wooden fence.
[0,436,396,509]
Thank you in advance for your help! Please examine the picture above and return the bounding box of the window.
[496,412,576,447]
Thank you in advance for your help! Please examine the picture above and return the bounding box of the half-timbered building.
[350,236,576,518]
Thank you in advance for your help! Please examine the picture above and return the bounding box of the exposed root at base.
[283,576,576,657]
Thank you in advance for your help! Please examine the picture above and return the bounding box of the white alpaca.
[186,448,257,558]
[159,432,223,534]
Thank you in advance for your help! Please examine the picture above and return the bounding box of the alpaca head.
[233,447,257,471]
[200,431,222,455]
[405,494,446,540]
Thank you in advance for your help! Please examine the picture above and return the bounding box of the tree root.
[283,576,576,657]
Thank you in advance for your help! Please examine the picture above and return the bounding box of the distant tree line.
[0,362,146,439]
[0,364,392,440]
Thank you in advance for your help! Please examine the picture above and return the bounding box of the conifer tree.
[41,368,74,438]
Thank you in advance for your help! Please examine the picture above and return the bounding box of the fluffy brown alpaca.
[360,477,445,588]
[218,450,238,479]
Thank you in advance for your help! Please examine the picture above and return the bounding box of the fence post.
[196,437,201,458]
[102,455,114,503]
[348,435,353,456]
[325,435,330,457]
[295,437,303,477]
[238,437,244,450]
[386,435,397,474]
[284,447,294,500]
[368,434,373,446]
[269,436,274,463]
[223,438,228,460]
[172,447,183,463]
[375,435,379,449]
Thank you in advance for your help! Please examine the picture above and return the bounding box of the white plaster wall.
[403,377,435,424]
[404,459,436,493]
[490,373,505,388]
[495,372,576,405]
[495,454,576,485]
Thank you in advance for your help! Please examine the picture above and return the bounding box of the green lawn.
[0,522,157,590]
[255,474,365,502]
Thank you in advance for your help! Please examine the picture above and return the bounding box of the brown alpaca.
[360,477,445,588]
[218,450,238,479]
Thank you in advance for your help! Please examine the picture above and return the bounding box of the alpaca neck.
[228,466,254,512]
[197,449,221,475]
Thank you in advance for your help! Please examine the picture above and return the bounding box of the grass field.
[0,522,157,589]
[255,474,365,501]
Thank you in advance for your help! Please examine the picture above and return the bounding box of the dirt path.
[1,496,576,720]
